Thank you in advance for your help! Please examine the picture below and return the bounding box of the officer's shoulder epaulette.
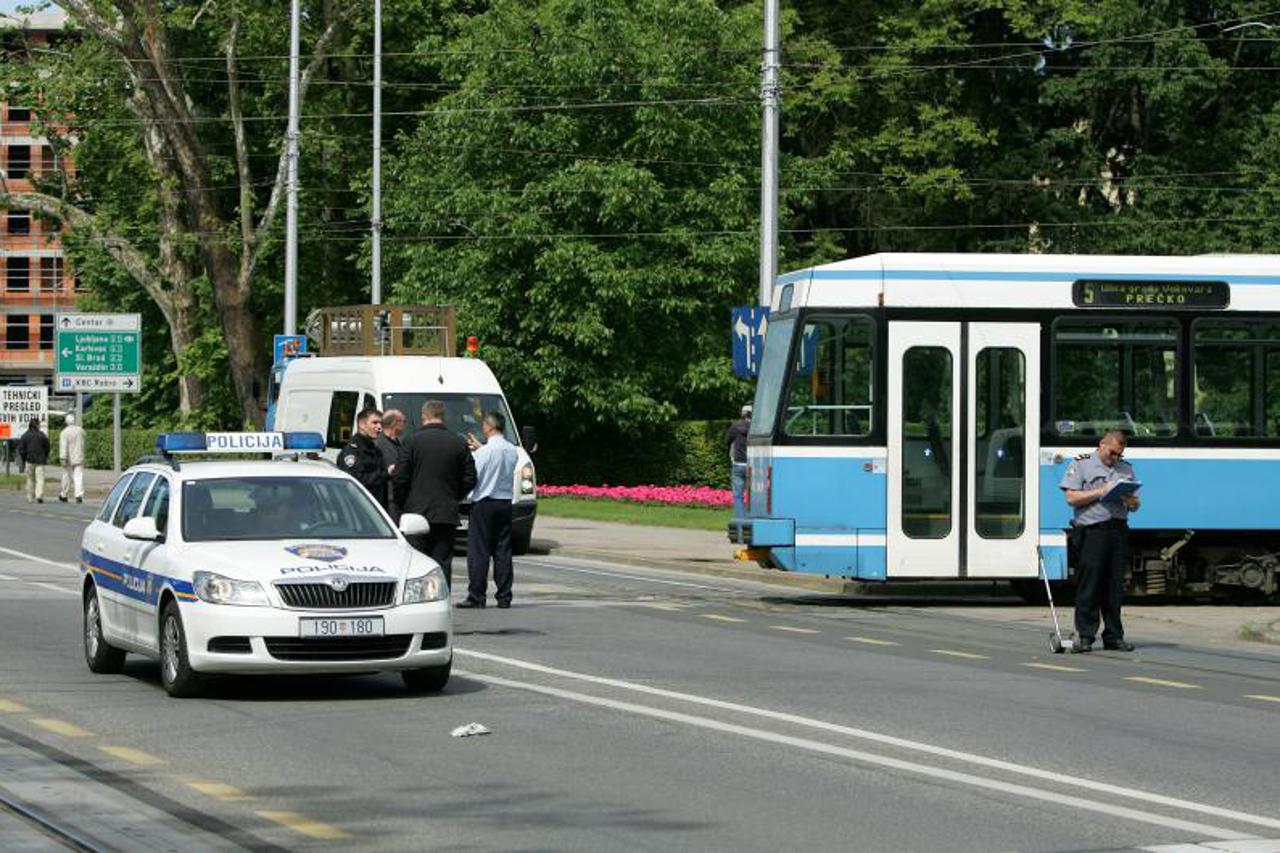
[1073,452,1091,461]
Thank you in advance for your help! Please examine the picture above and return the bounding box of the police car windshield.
[383,393,517,443]
[182,477,395,542]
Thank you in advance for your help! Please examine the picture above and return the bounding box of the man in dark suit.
[393,400,476,590]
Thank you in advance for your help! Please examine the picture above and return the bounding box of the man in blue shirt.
[458,411,520,609]
[1059,429,1141,653]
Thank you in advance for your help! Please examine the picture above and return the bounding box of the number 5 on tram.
[729,252,1280,601]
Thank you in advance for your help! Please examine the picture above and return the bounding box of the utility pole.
[758,0,780,308]
[283,0,302,335]
[371,0,383,306]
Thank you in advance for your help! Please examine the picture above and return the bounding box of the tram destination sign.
[1072,279,1230,310]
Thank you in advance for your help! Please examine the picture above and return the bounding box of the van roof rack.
[304,304,456,357]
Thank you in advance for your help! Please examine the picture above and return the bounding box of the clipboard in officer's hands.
[1101,480,1142,503]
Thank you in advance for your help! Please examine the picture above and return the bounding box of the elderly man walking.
[17,418,49,504]
[58,413,87,503]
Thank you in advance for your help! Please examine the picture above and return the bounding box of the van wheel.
[159,601,201,698]
[84,587,126,674]
[402,660,451,694]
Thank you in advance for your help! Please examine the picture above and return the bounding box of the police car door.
[122,475,171,648]
[85,473,135,637]
[105,471,155,645]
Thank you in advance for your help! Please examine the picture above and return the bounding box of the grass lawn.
[538,495,730,531]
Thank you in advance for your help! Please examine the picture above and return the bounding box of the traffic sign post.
[56,313,142,473]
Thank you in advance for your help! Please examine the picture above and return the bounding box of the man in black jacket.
[393,400,477,590]
[338,408,388,509]
[17,418,50,504]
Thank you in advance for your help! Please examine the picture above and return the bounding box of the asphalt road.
[1,493,1278,852]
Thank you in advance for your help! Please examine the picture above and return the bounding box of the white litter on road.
[450,722,491,738]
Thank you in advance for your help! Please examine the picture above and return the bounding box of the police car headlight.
[193,571,269,607]
[519,464,536,496]
[403,567,447,604]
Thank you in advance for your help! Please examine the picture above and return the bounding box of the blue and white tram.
[729,253,1280,599]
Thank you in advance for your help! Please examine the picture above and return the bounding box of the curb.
[1239,619,1280,646]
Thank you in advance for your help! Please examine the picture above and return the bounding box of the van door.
[887,322,1040,578]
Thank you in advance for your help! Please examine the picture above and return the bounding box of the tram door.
[887,322,1040,578]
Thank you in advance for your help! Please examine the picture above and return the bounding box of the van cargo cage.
[304,305,457,357]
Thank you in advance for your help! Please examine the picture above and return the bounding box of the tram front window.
[1053,320,1177,438]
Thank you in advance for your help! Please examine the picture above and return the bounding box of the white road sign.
[0,386,48,440]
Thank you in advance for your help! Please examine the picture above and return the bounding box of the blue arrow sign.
[731,307,769,378]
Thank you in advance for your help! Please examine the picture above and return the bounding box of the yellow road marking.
[929,649,990,660]
[846,636,899,646]
[1245,694,1280,704]
[185,780,250,801]
[0,700,29,713]
[1126,676,1202,690]
[256,810,350,840]
[1023,662,1087,673]
[701,614,746,623]
[770,625,819,635]
[645,603,682,612]
[99,746,164,766]
[31,719,91,738]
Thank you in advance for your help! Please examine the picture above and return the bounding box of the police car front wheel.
[83,587,126,674]
[159,601,202,698]
[402,660,451,694]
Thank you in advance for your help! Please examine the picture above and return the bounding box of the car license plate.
[299,617,384,638]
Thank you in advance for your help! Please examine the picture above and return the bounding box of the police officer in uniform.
[1059,429,1140,653]
[339,408,388,509]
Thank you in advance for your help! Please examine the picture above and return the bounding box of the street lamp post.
[758,0,780,308]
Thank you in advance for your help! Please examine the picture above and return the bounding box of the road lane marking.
[186,780,250,801]
[1245,694,1280,704]
[701,614,746,623]
[460,667,1255,841]
[770,625,819,634]
[1023,662,1087,673]
[30,582,77,596]
[0,573,17,580]
[31,718,91,738]
[930,649,990,660]
[256,810,349,840]
[645,603,683,611]
[1127,677,1202,690]
[455,648,1280,833]
[846,636,900,646]
[0,700,29,713]
[0,545,78,572]
[99,746,164,766]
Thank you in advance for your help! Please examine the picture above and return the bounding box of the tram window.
[1053,320,1177,438]
[975,348,1025,539]
[1193,321,1280,438]
[902,347,952,539]
[750,316,795,437]
[782,315,875,438]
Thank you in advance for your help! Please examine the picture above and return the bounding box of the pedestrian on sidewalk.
[459,412,519,609]
[338,408,388,509]
[1060,429,1141,653]
[17,418,50,504]
[58,413,87,503]
[725,404,751,517]
[394,400,476,590]
[375,408,406,517]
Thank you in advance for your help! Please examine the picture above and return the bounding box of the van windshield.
[382,393,518,444]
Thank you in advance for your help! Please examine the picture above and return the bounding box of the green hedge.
[46,428,165,470]
[535,419,733,489]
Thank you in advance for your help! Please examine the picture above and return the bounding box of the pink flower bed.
[540,484,732,508]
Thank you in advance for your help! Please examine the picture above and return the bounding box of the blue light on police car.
[282,432,324,451]
[157,433,207,453]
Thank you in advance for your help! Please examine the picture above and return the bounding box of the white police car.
[80,431,452,697]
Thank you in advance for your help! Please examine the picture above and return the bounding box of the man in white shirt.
[458,412,519,609]
[58,413,87,503]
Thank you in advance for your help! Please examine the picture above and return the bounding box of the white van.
[269,356,537,554]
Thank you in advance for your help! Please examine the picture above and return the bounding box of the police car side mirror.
[398,513,430,537]
[123,517,162,542]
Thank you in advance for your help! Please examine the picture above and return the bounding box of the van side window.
[97,474,134,522]
[327,391,359,448]
[362,393,377,413]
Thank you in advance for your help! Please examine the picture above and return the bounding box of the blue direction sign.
[273,334,307,365]
[731,307,769,378]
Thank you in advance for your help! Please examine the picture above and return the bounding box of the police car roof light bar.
[154,431,325,457]
[282,432,324,451]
